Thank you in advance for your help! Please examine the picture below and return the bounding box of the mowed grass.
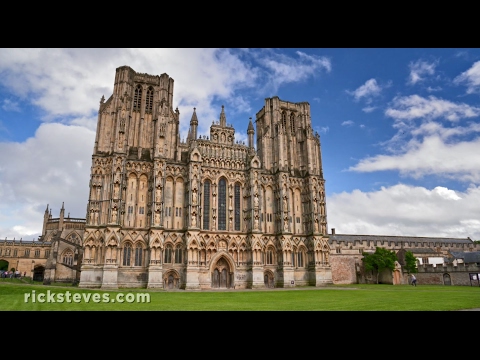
[1,280,479,311]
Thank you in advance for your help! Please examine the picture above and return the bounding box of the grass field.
[1,279,479,311]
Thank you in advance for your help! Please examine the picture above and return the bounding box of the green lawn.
[1,280,479,311]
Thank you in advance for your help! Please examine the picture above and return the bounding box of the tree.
[362,247,397,284]
[404,251,418,274]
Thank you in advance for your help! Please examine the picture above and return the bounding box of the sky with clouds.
[0,48,479,241]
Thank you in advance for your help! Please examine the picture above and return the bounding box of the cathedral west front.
[78,65,332,289]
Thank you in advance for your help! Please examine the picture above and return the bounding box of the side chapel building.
[78,65,331,289]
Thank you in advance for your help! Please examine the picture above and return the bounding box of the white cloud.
[341,120,354,126]
[0,123,94,239]
[407,60,437,85]
[453,60,480,94]
[348,134,480,182]
[362,106,376,113]
[253,49,331,93]
[347,78,381,102]
[385,95,480,122]
[327,184,480,240]
[1,99,20,112]
[426,86,442,92]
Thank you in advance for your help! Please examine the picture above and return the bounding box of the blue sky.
[0,48,479,241]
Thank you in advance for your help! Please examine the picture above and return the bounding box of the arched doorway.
[264,271,275,288]
[163,270,180,290]
[33,265,45,282]
[443,273,452,286]
[211,257,233,289]
[0,260,9,272]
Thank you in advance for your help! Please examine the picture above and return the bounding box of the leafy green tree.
[404,250,418,274]
[362,247,397,284]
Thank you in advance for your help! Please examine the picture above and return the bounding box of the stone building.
[78,65,331,289]
[0,203,84,283]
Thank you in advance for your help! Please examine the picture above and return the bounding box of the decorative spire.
[190,107,198,125]
[189,107,198,140]
[219,105,226,127]
[247,117,254,133]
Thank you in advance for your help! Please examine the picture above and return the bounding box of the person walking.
[411,274,417,286]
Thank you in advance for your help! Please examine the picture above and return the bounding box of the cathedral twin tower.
[78,65,332,290]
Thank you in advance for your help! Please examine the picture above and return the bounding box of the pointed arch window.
[290,113,295,134]
[135,244,143,266]
[218,178,227,230]
[146,86,154,113]
[123,243,132,266]
[234,182,241,231]
[63,250,74,266]
[133,85,142,112]
[175,247,183,263]
[266,248,274,265]
[164,244,173,263]
[203,180,211,230]
[281,111,287,129]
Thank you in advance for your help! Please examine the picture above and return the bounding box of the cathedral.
[78,65,331,289]
[2,66,478,289]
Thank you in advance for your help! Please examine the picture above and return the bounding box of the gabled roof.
[449,251,480,263]
[328,233,473,245]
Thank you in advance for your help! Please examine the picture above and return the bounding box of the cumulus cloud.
[453,60,480,94]
[348,134,480,182]
[385,95,480,122]
[407,59,437,85]
[252,49,331,94]
[362,106,376,113]
[0,123,94,239]
[327,184,480,240]
[341,120,354,126]
[347,78,382,103]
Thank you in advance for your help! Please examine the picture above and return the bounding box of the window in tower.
[123,243,132,266]
[218,178,227,230]
[164,245,172,263]
[135,244,142,266]
[282,111,287,129]
[298,251,304,267]
[175,247,182,263]
[266,248,274,264]
[133,85,142,112]
[146,86,154,113]
[234,182,241,231]
[203,180,211,230]
[290,113,295,134]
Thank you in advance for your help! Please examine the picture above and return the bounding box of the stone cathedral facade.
[78,65,331,289]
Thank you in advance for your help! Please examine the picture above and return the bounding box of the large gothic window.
[218,178,227,230]
[133,85,142,112]
[63,250,74,266]
[175,247,182,263]
[164,245,172,263]
[203,180,211,230]
[282,111,287,129]
[135,244,143,266]
[123,243,132,266]
[234,182,241,231]
[145,86,154,113]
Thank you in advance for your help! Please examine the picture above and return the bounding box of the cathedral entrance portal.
[163,270,180,290]
[211,257,233,289]
[264,271,275,288]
